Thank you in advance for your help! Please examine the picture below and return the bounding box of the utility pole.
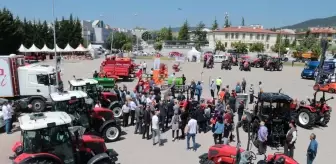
[110,29,114,54]
[134,14,139,53]
[52,0,60,91]
[278,29,282,57]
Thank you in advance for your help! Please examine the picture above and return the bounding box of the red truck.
[0,54,59,112]
[99,57,136,80]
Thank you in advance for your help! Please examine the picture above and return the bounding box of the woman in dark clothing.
[196,108,207,133]
[228,93,236,113]
[179,109,189,139]
[190,80,196,99]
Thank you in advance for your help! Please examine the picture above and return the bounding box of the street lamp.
[134,13,139,52]
[52,0,60,90]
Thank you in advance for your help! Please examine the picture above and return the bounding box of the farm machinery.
[251,54,268,68]
[69,78,123,118]
[264,57,283,71]
[11,112,119,164]
[199,111,298,164]
[99,56,137,80]
[296,91,333,129]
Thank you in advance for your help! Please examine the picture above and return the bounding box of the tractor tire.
[256,63,260,68]
[109,103,122,118]
[30,99,46,112]
[264,67,267,71]
[297,108,316,129]
[240,66,243,71]
[93,158,115,164]
[201,160,215,164]
[242,122,250,133]
[320,111,331,126]
[102,124,121,142]
[21,158,57,164]
[278,65,283,71]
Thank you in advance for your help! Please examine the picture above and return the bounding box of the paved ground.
[1,56,335,164]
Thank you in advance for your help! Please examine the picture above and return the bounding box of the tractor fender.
[14,153,63,164]
[99,119,118,133]
[108,101,121,109]
[87,152,110,164]
[299,105,317,112]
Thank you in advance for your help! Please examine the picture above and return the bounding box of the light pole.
[52,0,60,90]
[110,28,114,54]
[134,13,139,52]
[279,29,282,57]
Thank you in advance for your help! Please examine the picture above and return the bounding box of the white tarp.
[51,44,64,52]
[40,44,52,52]
[18,44,28,52]
[187,47,201,62]
[27,44,41,53]
[63,43,75,52]
[87,44,92,50]
[75,44,88,52]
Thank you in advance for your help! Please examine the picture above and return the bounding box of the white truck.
[0,54,58,112]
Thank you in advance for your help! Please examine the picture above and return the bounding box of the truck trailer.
[0,54,58,112]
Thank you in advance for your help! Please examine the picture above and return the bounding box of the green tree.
[178,20,189,41]
[291,39,297,48]
[284,36,290,48]
[211,18,218,30]
[232,41,248,54]
[249,42,265,52]
[241,17,245,26]
[224,16,230,28]
[157,27,169,41]
[271,34,287,54]
[122,42,132,51]
[193,21,207,42]
[106,32,131,50]
[154,42,163,51]
[141,31,152,41]
[215,41,225,53]
[167,26,173,40]
[0,8,23,54]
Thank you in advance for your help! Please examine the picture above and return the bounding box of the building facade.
[208,25,296,52]
[296,27,336,44]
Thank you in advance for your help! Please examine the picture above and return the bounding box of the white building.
[81,20,132,45]
[207,25,296,51]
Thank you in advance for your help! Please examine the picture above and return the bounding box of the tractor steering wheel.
[248,151,257,161]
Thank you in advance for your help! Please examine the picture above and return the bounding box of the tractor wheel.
[102,124,121,142]
[264,67,267,71]
[23,158,57,164]
[320,111,331,126]
[278,65,283,71]
[297,108,316,129]
[242,122,250,132]
[256,63,261,68]
[201,160,215,164]
[93,158,114,164]
[30,99,46,112]
[109,103,122,118]
[240,66,243,71]
[328,88,335,93]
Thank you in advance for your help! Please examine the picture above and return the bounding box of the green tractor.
[93,78,116,89]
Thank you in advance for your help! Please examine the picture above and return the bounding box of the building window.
[250,34,253,40]
[256,34,260,40]
[266,44,269,49]
[224,42,227,47]
[231,33,234,39]
[266,35,270,41]
[225,33,229,39]
[261,34,264,40]
[235,33,238,39]
[242,33,245,39]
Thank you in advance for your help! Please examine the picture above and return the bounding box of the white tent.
[18,44,28,52]
[40,44,52,52]
[63,43,75,52]
[51,44,64,52]
[87,44,92,50]
[75,44,88,52]
[27,44,41,53]
[187,47,201,62]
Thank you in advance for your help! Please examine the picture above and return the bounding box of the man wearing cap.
[215,77,222,95]
[256,121,268,154]
[210,79,216,98]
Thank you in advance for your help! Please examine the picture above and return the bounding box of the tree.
[232,41,248,54]
[249,42,265,52]
[215,41,225,53]
[224,16,230,28]
[106,32,131,50]
[193,21,207,43]
[241,17,245,26]
[211,18,218,30]
[291,39,297,48]
[122,42,132,51]
[157,27,170,41]
[141,31,152,41]
[167,26,173,40]
[154,42,163,51]
[271,34,287,54]
[178,20,189,41]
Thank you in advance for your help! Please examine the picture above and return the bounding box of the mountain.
[282,16,336,30]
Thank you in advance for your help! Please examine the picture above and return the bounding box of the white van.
[214,55,226,63]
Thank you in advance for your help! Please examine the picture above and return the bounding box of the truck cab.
[0,54,59,112]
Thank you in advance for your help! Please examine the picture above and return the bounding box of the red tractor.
[172,61,181,72]
[11,112,119,164]
[199,112,298,164]
[296,91,333,129]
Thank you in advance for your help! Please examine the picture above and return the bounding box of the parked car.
[301,61,319,79]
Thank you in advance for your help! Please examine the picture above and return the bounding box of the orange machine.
[152,63,168,85]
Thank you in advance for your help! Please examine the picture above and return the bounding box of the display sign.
[0,59,14,96]
[153,58,160,70]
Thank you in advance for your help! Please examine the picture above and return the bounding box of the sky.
[1,0,336,30]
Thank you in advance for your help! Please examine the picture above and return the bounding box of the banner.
[153,57,160,70]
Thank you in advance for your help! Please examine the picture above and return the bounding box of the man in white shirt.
[186,115,198,151]
[2,101,13,134]
[142,61,147,73]
[127,96,137,126]
[152,111,162,146]
[122,103,130,127]
[259,81,263,94]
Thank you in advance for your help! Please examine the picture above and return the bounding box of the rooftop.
[19,112,72,131]
[213,26,277,34]
[50,90,87,101]
[297,27,336,34]
[69,78,98,87]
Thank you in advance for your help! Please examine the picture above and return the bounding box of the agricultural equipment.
[11,112,119,164]
[251,54,268,68]
[172,62,181,72]
[69,78,122,118]
[239,60,251,71]
[199,112,298,164]
[50,90,122,142]
[221,60,232,70]
[93,77,116,89]
[264,57,283,71]
[296,91,333,129]
[99,56,137,80]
